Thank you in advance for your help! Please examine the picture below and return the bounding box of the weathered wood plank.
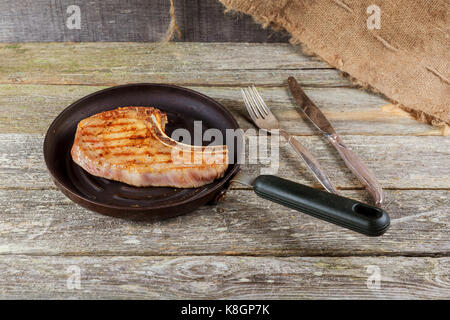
[0,134,448,189]
[0,84,440,136]
[0,42,349,87]
[0,0,289,43]
[0,42,324,71]
[0,188,448,256]
[0,256,448,299]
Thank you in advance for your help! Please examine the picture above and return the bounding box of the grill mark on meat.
[82,134,149,143]
[81,127,148,136]
[83,121,136,128]
[85,140,228,154]
[98,149,226,161]
[110,162,226,169]
[112,159,173,165]
[108,150,172,157]
[98,111,127,119]
[91,142,147,149]
[82,127,143,135]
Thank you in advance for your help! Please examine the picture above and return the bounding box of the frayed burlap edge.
[218,1,449,129]
[162,0,449,130]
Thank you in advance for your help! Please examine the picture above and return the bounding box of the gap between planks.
[0,81,346,88]
[0,252,448,258]
[0,186,449,191]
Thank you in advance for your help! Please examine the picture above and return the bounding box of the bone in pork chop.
[71,107,229,188]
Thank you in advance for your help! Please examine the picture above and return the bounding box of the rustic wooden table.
[0,42,449,299]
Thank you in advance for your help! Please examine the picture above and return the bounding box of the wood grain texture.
[0,256,448,299]
[0,42,448,299]
[0,188,448,256]
[0,42,347,87]
[0,84,441,136]
[0,0,289,43]
[0,134,448,190]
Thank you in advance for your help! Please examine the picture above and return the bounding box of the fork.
[241,86,339,194]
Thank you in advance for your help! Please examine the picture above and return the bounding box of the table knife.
[287,76,384,206]
[231,172,390,236]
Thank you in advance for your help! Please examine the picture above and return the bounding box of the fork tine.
[241,88,258,121]
[250,86,270,115]
[246,86,265,119]
[247,86,267,118]
[243,87,262,119]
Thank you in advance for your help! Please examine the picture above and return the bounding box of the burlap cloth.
[218,0,449,127]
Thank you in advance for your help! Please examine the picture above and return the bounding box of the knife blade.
[231,172,390,236]
[287,76,384,206]
[288,76,336,136]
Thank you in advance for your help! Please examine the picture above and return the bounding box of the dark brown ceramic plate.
[44,83,240,220]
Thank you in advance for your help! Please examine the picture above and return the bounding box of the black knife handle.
[253,175,390,236]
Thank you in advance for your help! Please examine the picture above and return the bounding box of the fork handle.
[327,134,384,206]
[280,130,339,194]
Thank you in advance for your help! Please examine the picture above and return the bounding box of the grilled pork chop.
[71,107,229,188]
